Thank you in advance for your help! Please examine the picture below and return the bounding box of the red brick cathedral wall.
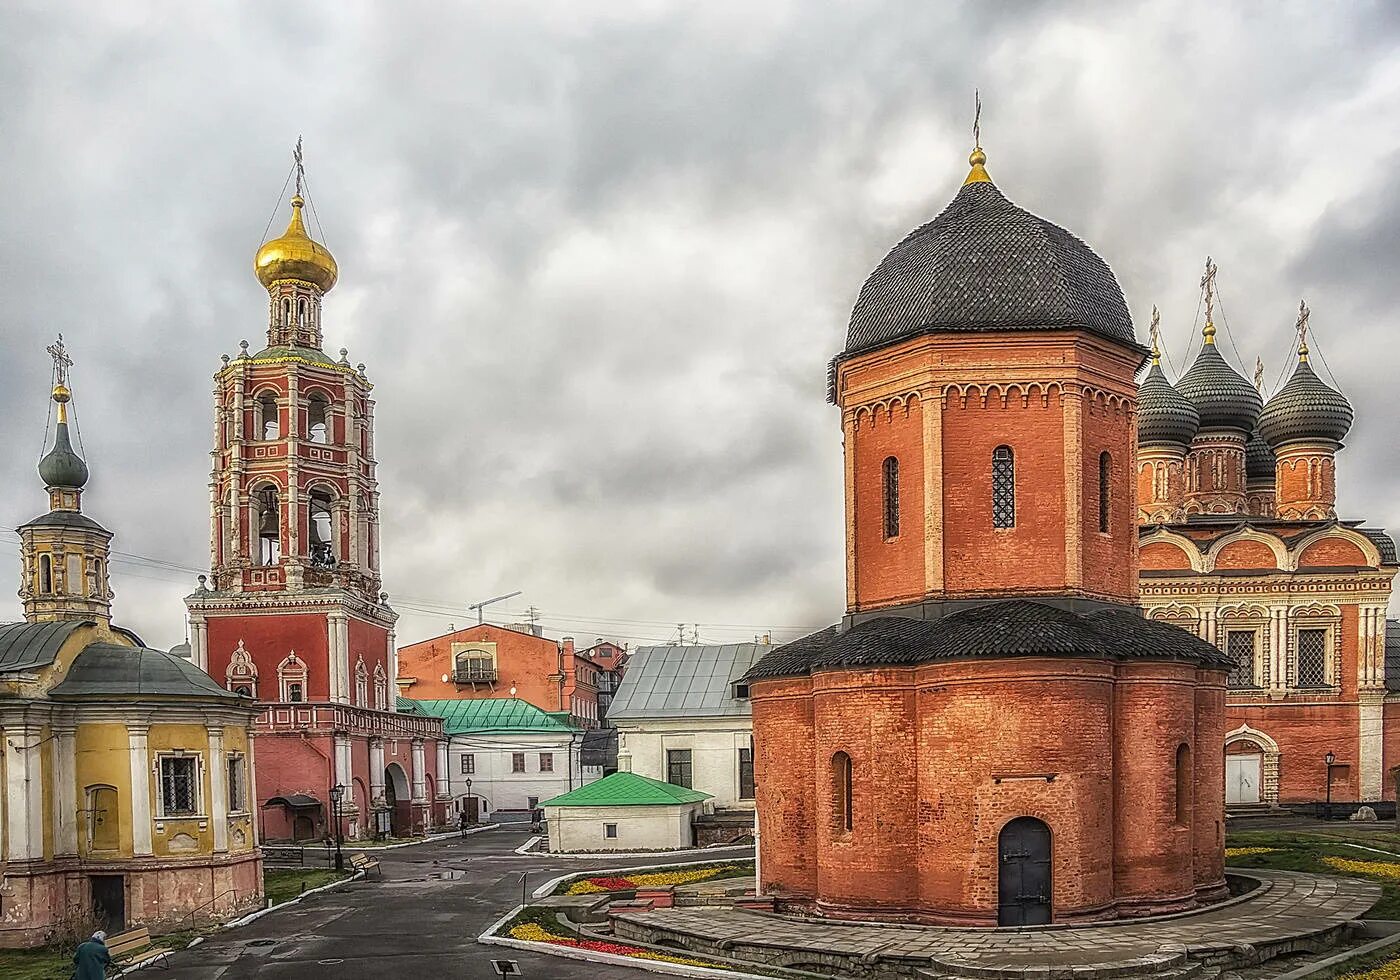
[207,613,331,699]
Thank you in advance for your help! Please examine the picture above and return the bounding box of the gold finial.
[964,90,991,185]
[46,334,73,422]
[1149,305,1162,364]
[1296,299,1310,363]
[1200,256,1218,345]
[294,135,304,198]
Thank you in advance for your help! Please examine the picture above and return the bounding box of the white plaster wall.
[546,802,703,852]
[447,731,592,813]
[615,719,754,809]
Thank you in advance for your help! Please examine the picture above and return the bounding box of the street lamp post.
[1324,752,1336,821]
[329,783,345,871]
[462,778,474,836]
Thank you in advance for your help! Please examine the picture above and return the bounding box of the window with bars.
[160,756,198,816]
[1225,630,1256,688]
[992,446,1015,528]
[667,749,693,789]
[228,757,247,812]
[1099,452,1111,533]
[1296,628,1329,688]
[738,746,755,800]
[882,456,900,539]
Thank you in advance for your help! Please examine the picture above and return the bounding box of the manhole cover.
[430,870,466,880]
[247,939,276,947]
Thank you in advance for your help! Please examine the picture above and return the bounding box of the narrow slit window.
[882,456,899,539]
[1099,452,1112,533]
[833,751,853,833]
[39,553,53,594]
[992,446,1015,528]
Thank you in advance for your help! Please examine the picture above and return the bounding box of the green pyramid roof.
[396,696,578,734]
[540,771,712,808]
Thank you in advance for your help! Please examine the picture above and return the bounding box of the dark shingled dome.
[38,420,89,489]
[1137,363,1200,448]
[1258,359,1353,448]
[1177,344,1262,433]
[844,178,1137,357]
[744,600,1232,680]
[1246,431,1276,482]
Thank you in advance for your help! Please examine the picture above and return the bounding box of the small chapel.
[0,348,262,947]
[745,143,1233,926]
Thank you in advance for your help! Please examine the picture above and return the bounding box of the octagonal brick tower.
[747,144,1231,927]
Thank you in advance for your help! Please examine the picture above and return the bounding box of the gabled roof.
[397,696,578,734]
[607,643,768,721]
[541,771,711,808]
[0,620,90,672]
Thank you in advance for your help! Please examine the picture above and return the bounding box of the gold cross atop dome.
[1149,306,1162,364]
[1296,299,1311,363]
[46,334,73,420]
[1200,257,1218,344]
[964,90,991,185]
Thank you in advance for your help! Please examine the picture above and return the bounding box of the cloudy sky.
[3,1,1399,650]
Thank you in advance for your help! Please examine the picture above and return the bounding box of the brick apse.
[744,145,1233,927]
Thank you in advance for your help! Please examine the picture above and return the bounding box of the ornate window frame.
[155,750,205,819]
[277,651,307,702]
[1289,605,1342,690]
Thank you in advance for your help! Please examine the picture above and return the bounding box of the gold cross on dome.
[973,90,982,149]
[1254,356,1265,392]
[293,135,304,198]
[1296,299,1311,361]
[46,333,72,387]
[1200,257,1218,324]
[1149,305,1161,355]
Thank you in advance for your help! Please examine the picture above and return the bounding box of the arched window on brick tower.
[882,457,900,540]
[374,663,388,710]
[1099,451,1112,534]
[254,485,281,566]
[832,751,853,833]
[258,391,279,440]
[992,446,1016,529]
[227,640,259,698]
[355,658,368,707]
[309,489,335,569]
[307,392,330,445]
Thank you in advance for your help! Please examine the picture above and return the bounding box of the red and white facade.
[186,193,446,841]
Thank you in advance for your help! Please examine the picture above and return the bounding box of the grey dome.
[38,420,89,489]
[845,177,1137,357]
[1257,359,1353,448]
[1177,344,1262,433]
[1138,362,1200,448]
[1246,431,1276,482]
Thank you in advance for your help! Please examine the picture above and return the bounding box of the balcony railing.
[453,666,498,684]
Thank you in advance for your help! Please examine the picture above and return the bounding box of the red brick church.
[186,170,446,841]
[746,144,1232,926]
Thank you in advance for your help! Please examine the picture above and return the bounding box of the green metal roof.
[540,771,712,808]
[396,697,578,734]
[0,620,90,673]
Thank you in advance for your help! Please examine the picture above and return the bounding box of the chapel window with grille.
[992,446,1015,528]
[1296,628,1329,688]
[160,756,198,816]
[882,456,899,539]
[1226,630,1256,688]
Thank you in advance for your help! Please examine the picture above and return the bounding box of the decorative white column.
[247,732,261,846]
[327,612,350,703]
[1270,606,1286,692]
[208,727,228,853]
[369,737,385,805]
[411,738,427,803]
[436,739,450,800]
[190,616,209,672]
[334,735,352,791]
[4,724,45,861]
[127,724,154,856]
[53,723,79,856]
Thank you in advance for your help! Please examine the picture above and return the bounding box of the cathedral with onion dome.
[745,143,1234,926]
[1137,281,1398,810]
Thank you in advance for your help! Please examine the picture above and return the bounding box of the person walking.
[458,810,469,838]
[72,930,110,980]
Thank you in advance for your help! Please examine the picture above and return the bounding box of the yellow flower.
[1335,954,1400,979]
[1224,846,1280,857]
[509,923,557,942]
[1323,856,1400,881]
[565,880,609,895]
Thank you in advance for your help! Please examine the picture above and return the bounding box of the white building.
[542,772,711,852]
[399,698,590,817]
[609,643,768,812]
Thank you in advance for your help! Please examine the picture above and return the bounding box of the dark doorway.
[90,875,126,933]
[292,814,316,841]
[998,817,1052,926]
[465,797,479,823]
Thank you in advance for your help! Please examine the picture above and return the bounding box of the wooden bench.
[107,926,169,971]
[349,852,381,877]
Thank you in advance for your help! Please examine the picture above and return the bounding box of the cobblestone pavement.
[616,870,1381,969]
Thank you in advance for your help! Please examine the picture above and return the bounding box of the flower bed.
[1225,846,1280,858]
[564,863,749,895]
[1324,856,1400,881]
[508,921,726,968]
[1338,955,1400,979]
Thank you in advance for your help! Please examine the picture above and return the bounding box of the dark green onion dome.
[843,149,1138,358]
[1177,341,1262,433]
[1246,431,1276,481]
[1257,356,1353,449]
[38,418,89,489]
[1137,361,1200,448]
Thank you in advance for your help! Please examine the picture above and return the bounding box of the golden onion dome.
[254,195,338,293]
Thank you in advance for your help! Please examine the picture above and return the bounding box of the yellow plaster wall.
[74,722,135,858]
[222,725,255,852]
[149,724,218,856]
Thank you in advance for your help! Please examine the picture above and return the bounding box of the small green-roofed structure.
[397,696,577,735]
[542,772,713,853]
[541,771,711,808]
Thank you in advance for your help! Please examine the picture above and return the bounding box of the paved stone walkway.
[614,870,1381,974]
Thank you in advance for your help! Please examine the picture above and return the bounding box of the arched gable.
[1141,540,1193,571]
[1292,527,1380,570]
[1139,529,1202,572]
[1205,528,1286,572]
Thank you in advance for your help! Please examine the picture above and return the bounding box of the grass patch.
[263,868,352,907]
[0,948,70,980]
[1227,831,1400,918]
[552,860,755,896]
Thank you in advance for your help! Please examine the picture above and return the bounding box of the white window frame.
[1291,620,1339,689]
[461,753,475,775]
[227,753,248,814]
[1223,626,1263,689]
[156,752,205,819]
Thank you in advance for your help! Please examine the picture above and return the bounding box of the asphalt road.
[160,828,752,980]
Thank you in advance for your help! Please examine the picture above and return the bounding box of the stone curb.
[223,869,367,930]
[354,825,497,849]
[532,857,757,900]
[477,904,776,980]
[1272,927,1400,979]
[513,839,755,860]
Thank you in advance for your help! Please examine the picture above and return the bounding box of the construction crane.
[468,590,522,626]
